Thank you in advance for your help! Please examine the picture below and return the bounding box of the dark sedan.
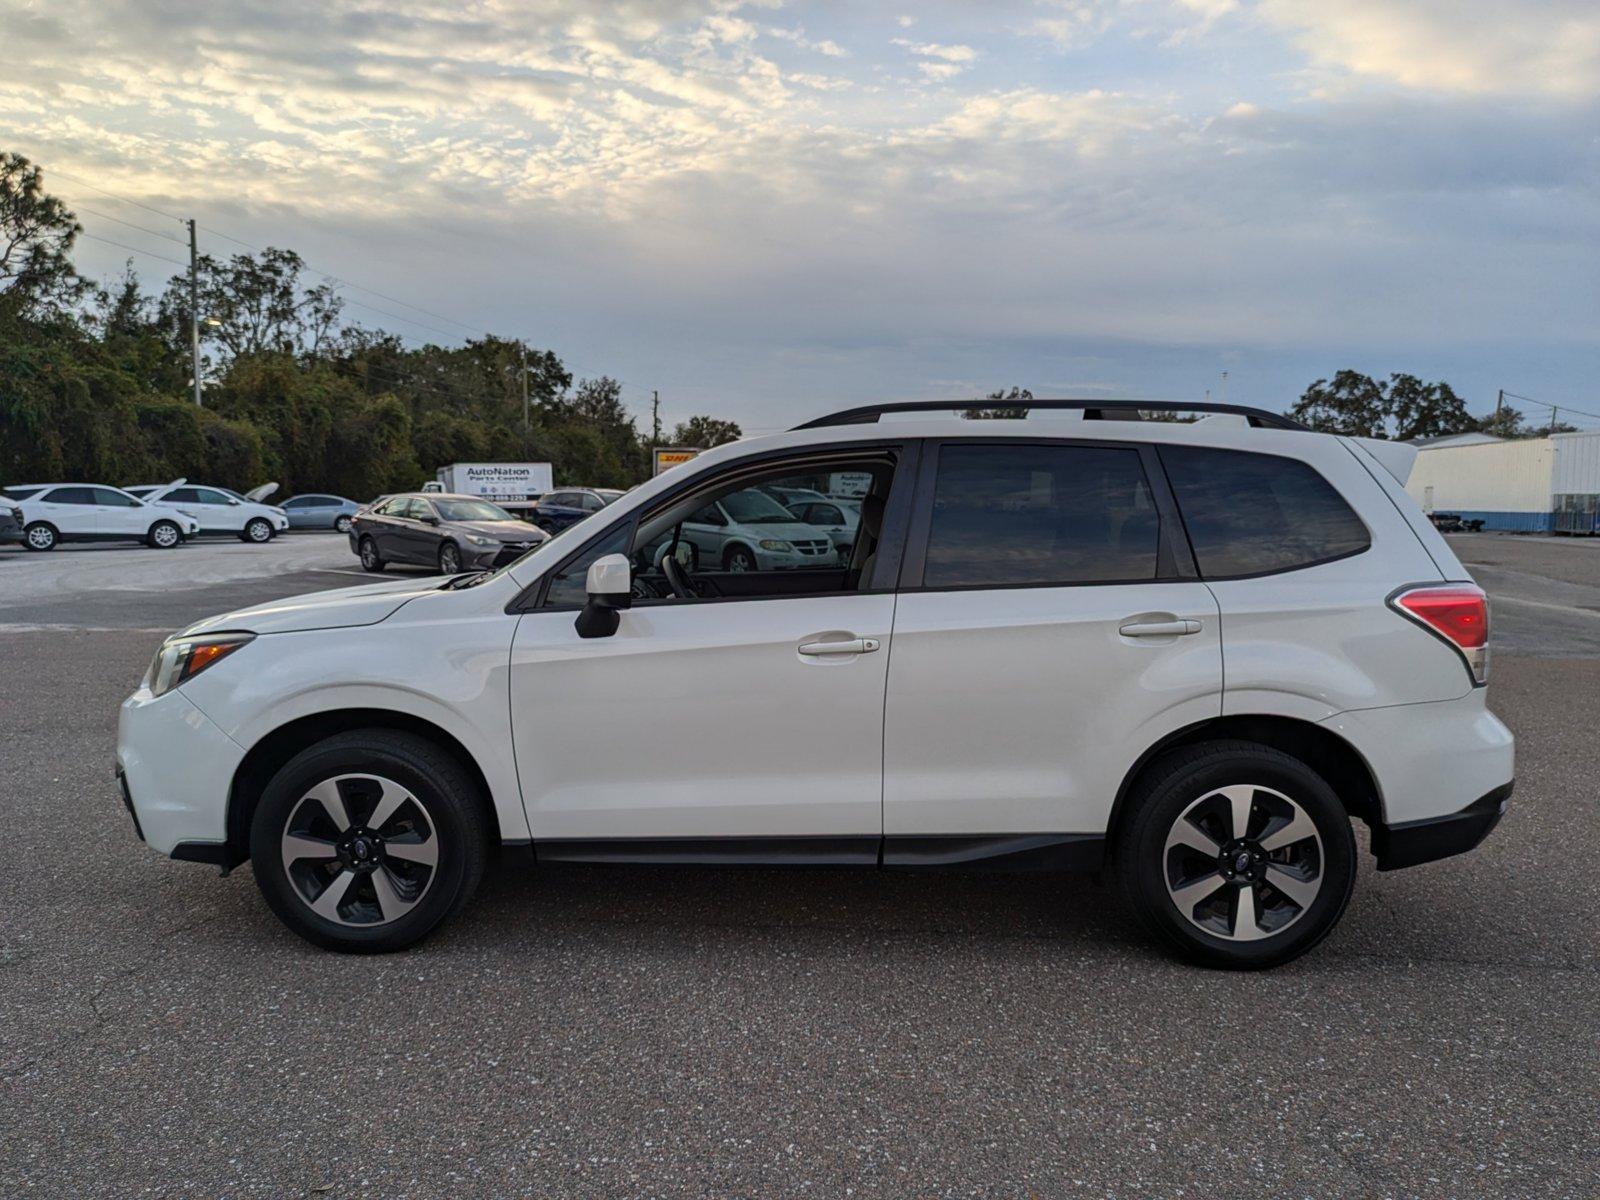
[528,487,624,534]
[0,500,24,546]
[349,493,548,574]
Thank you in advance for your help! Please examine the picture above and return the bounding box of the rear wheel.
[147,520,181,549]
[334,515,353,534]
[24,522,57,551]
[243,517,273,543]
[1115,741,1356,969]
[249,730,489,953]
[359,536,385,572]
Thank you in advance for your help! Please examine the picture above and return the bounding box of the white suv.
[18,484,201,550]
[127,480,289,543]
[116,401,1513,967]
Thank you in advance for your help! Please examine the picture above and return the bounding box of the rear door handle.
[798,637,881,656]
[1119,619,1202,637]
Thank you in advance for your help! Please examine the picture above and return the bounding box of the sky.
[2,0,1597,433]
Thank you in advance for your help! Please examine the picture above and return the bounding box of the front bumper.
[117,685,246,857]
[1373,782,1512,871]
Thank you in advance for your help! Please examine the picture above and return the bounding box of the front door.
[882,440,1223,845]
[508,448,910,856]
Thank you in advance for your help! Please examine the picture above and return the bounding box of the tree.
[962,386,1033,419]
[0,152,84,315]
[160,247,344,364]
[1387,374,1472,441]
[1290,371,1389,437]
[670,415,742,448]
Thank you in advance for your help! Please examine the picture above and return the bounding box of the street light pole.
[187,219,202,408]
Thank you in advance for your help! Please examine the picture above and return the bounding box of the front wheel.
[249,730,489,953]
[724,545,757,572]
[1115,741,1356,970]
[243,517,273,543]
[359,536,385,572]
[147,520,181,549]
[24,522,57,551]
[438,541,462,575]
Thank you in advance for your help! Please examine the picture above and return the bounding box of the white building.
[1405,431,1600,533]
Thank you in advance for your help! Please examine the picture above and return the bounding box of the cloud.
[1257,0,1600,98]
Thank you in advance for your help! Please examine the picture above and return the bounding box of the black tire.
[334,515,353,534]
[724,545,757,572]
[1115,741,1356,970]
[249,729,490,953]
[243,517,273,544]
[23,522,57,551]
[438,541,462,574]
[359,536,385,572]
[146,519,182,549]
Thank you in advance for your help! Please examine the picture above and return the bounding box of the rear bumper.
[1372,782,1512,871]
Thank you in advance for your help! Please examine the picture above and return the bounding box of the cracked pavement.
[1,535,1597,1197]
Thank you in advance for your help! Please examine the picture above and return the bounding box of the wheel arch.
[1108,714,1383,845]
[722,539,756,566]
[226,708,504,867]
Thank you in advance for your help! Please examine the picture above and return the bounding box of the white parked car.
[18,484,200,551]
[117,400,1513,967]
[127,480,289,543]
[673,487,840,572]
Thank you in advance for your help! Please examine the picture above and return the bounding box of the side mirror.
[575,553,632,639]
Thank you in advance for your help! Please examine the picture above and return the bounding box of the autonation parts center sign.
[443,462,554,501]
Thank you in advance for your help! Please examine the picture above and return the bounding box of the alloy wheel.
[1162,783,1324,942]
[248,519,271,542]
[26,525,54,550]
[279,774,440,927]
[440,544,461,574]
[152,523,179,548]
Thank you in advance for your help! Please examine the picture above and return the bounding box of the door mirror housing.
[575,553,633,639]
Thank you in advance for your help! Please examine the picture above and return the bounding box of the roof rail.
[792,398,1309,432]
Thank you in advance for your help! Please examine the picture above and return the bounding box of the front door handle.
[1119,619,1202,637]
[798,637,881,656]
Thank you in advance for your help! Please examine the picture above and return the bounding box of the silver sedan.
[280,494,363,532]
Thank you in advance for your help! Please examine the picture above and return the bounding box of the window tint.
[166,487,201,503]
[922,444,1160,588]
[45,486,96,505]
[545,493,576,508]
[1160,446,1370,577]
[195,488,233,505]
[577,493,603,512]
[91,487,140,507]
[282,497,311,509]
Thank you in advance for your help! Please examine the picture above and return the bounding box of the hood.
[245,482,280,502]
[452,520,546,542]
[180,577,441,637]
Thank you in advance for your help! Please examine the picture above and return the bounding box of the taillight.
[1390,584,1489,685]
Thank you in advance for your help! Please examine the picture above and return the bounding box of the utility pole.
[1220,371,1228,405]
[521,345,530,455]
[187,219,202,408]
[650,390,661,452]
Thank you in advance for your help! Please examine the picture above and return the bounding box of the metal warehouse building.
[1406,431,1600,533]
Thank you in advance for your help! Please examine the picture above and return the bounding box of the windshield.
[218,487,250,503]
[719,489,798,524]
[435,498,515,522]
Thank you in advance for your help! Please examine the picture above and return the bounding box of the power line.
[77,231,188,269]
[77,206,188,246]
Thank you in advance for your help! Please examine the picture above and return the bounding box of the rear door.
[882,439,1222,848]
[36,487,99,537]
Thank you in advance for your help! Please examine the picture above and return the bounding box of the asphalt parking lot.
[2,533,1597,1197]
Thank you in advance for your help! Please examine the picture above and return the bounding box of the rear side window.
[1161,446,1370,578]
[45,487,96,505]
[922,443,1160,588]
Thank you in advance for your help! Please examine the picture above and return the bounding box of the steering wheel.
[659,546,697,600]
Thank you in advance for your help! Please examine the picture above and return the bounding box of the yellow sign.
[653,447,700,475]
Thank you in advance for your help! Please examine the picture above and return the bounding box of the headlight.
[758,539,793,552]
[465,533,496,546]
[146,633,254,697]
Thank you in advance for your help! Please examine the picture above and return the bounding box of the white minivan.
[19,484,201,550]
[117,401,1513,968]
